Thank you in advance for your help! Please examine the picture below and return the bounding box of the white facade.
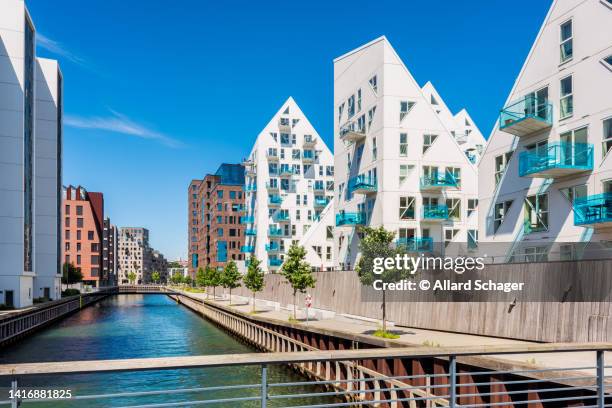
[333,36,480,269]
[0,0,62,308]
[242,97,335,272]
[117,227,152,285]
[478,0,612,261]
[297,200,336,270]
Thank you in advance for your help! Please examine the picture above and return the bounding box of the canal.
[0,294,335,407]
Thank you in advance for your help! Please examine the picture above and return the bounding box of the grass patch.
[422,340,441,347]
[372,329,400,339]
[288,316,300,323]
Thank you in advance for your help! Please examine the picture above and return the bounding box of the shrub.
[62,289,81,297]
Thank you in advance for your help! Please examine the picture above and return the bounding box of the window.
[423,134,437,154]
[494,151,513,185]
[494,200,513,233]
[367,106,376,129]
[400,101,415,121]
[444,228,459,247]
[217,228,223,237]
[217,190,223,198]
[65,230,70,240]
[468,230,478,250]
[348,95,355,118]
[77,218,83,228]
[430,94,438,105]
[91,255,99,264]
[372,137,377,160]
[230,191,236,199]
[399,133,408,157]
[399,197,415,220]
[369,75,378,93]
[76,205,83,215]
[326,226,333,240]
[446,198,461,220]
[326,246,332,261]
[338,102,345,122]
[524,193,549,233]
[446,167,461,187]
[399,164,411,185]
[76,255,81,265]
[467,199,478,217]
[560,20,573,63]
[603,55,612,70]
[357,88,362,112]
[65,217,70,227]
[523,247,548,262]
[292,149,300,160]
[603,118,612,158]
[91,243,99,252]
[560,75,573,119]
[560,184,587,204]
[280,133,290,144]
[77,230,81,240]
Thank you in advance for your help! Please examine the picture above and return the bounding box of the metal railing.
[1,343,611,407]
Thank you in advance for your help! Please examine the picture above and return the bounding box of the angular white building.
[333,36,480,269]
[478,0,612,261]
[242,97,336,272]
[0,0,62,308]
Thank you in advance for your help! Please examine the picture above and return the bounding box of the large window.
[446,167,461,187]
[399,133,408,157]
[494,200,513,233]
[603,118,612,158]
[559,184,587,204]
[560,20,573,63]
[524,193,549,233]
[400,101,415,121]
[445,198,461,220]
[369,75,378,94]
[348,95,355,118]
[467,199,478,217]
[560,75,573,119]
[399,197,415,220]
[23,16,35,272]
[399,164,412,185]
[494,151,513,186]
[423,134,437,154]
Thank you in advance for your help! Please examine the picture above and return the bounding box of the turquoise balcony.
[574,193,612,227]
[240,216,254,224]
[420,174,458,191]
[499,95,552,137]
[339,122,366,143]
[244,184,257,192]
[240,245,255,253]
[268,195,283,206]
[314,198,329,208]
[518,142,593,178]
[274,212,290,222]
[348,175,377,195]
[335,212,365,226]
[269,258,283,267]
[245,228,257,236]
[396,237,434,252]
[268,226,283,237]
[279,166,295,177]
[422,205,449,221]
[265,242,280,252]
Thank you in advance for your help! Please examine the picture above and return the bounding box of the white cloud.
[37,33,87,66]
[65,110,184,148]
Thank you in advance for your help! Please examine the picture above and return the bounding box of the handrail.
[1,342,610,376]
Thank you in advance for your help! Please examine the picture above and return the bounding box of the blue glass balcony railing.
[269,258,283,267]
[348,175,377,194]
[335,212,365,226]
[268,227,283,236]
[245,228,257,236]
[499,95,553,137]
[422,205,449,220]
[265,242,279,251]
[279,166,295,176]
[314,198,329,207]
[420,174,458,190]
[240,216,254,224]
[240,245,255,253]
[518,142,593,177]
[274,212,290,222]
[268,195,283,206]
[396,237,434,252]
[574,193,612,226]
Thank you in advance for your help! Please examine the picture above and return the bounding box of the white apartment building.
[421,82,486,164]
[117,227,152,284]
[333,36,479,269]
[242,97,335,272]
[479,0,612,262]
[0,0,63,308]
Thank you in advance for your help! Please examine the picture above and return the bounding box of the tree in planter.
[208,267,223,300]
[281,244,315,320]
[62,263,83,288]
[221,260,241,305]
[356,226,412,335]
[243,256,264,312]
[127,271,137,285]
[151,271,160,284]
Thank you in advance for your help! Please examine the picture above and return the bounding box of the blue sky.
[28,0,550,260]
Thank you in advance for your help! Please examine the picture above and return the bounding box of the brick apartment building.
[62,185,107,287]
[188,163,246,276]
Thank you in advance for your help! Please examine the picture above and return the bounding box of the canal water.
[0,294,336,407]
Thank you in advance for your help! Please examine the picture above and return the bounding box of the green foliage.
[127,271,137,284]
[61,288,81,297]
[281,244,316,295]
[184,275,193,286]
[62,263,83,286]
[373,329,400,339]
[167,261,183,268]
[151,271,160,284]
[207,267,222,288]
[356,226,413,285]
[195,267,206,287]
[243,256,264,294]
[221,261,241,290]
[170,273,183,285]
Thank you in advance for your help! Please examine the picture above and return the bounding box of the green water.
[0,294,336,407]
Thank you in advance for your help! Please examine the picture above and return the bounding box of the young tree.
[127,271,137,285]
[209,267,222,300]
[356,226,412,334]
[62,263,83,288]
[281,244,315,320]
[171,273,183,285]
[221,260,241,305]
[243,256,265,312]
[195,267,206,289]
[151,271,160,284]
[184,275,193,287]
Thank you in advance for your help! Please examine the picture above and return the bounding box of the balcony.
[269,258,283,267]
[420,174,458,191]
[574,193,612,227]
[303,136,317,147]
[499,96,553,137]
[268,195,283,206]
[518,142,593,178]
[396,237,434,252]
[244,184,257,192]
[335,212,365,226]
[274,212,290,223]
[240,216,254,224]
[245,165,256,176]
[268,226,283,237]
[266,151,279,162]
[348,175,377,195]
[245,228,257,236]
[278,117,291,132]
[279,166,295,177]
[314,198,329,208]
[240,245,255,253]
[422,205,449,221]
[339,122,366,143]
[313,182,325,192]
[265,242,280,252]
[302,150,315,163]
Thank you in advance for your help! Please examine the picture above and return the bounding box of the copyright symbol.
[419,280,430,290]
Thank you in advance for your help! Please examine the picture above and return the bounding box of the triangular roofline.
[333,35,387,63]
